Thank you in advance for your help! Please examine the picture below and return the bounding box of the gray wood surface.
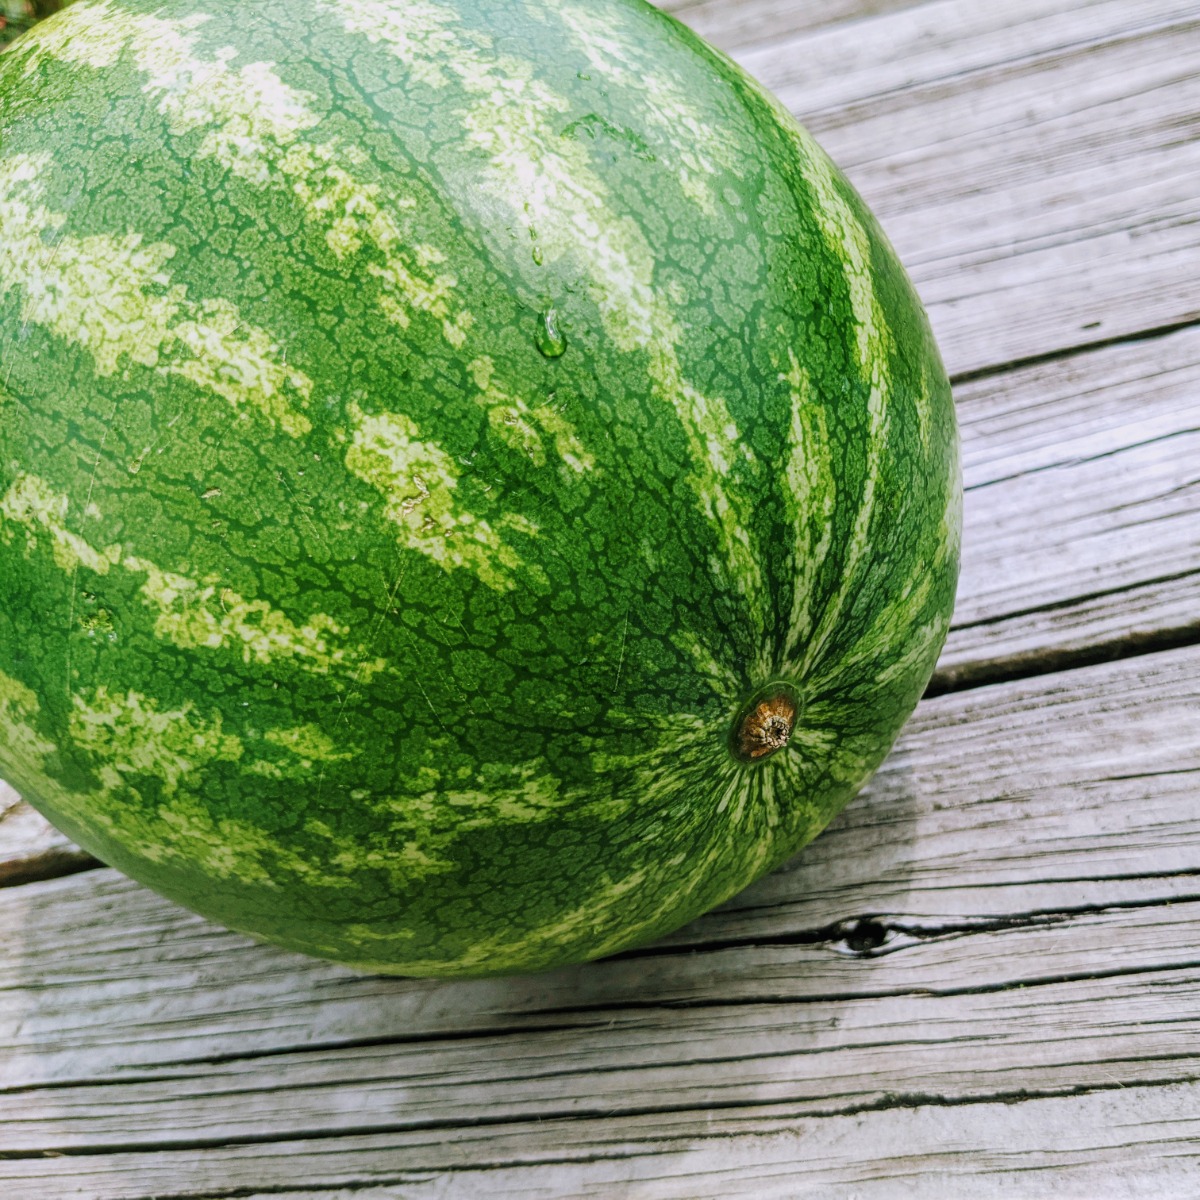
[3,0,1199,1195]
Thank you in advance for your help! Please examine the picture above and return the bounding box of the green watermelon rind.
[0,0,959,976]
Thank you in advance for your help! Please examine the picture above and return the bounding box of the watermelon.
[0,0,960,977]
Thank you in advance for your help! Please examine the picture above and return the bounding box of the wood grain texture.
[738,0,1200,377]
[2,1082,1196,1199]
[937,323,1200,687]
[0,782,95,887]
[2,0,1200,1194]
[5,925,1200,1150]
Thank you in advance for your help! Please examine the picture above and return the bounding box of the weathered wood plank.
[2,1078,1197,1198]
[0,783,94,887]
[936,323,1200,686]
[729,0,1200,377]
[660,0,924,52]
[737,0,1192,116]
[3,913,1200,1155]
[3,644,1196,1092]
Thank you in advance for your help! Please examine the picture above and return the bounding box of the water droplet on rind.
[535,308,567,358]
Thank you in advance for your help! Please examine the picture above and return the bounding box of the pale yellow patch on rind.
[469,356,593,473]
[0,668,58,785]
[0,155,313,435]
[20,0,469,348]
[247,723,352,779]
[326,0,763,617]
[263,722,348,762]
[130,556,386,677]
[344,402,542,592]
[69,686,243,798]
[0,473,383,677]
[0,471,123,575]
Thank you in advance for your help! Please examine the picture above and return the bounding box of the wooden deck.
[3,0,1200,1194]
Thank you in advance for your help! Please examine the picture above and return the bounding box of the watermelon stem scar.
[731,682,801,763]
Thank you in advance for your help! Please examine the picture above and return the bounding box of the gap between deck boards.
[0,1075,1188,1165]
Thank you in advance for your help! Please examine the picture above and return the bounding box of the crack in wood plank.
[5,1078,1199,1197]
[0,788,98,888]
[947,315,1200,385]
[1,1074,1197,1164]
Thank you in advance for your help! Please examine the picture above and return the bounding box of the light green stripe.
[779,349,836,666]
[0,471,123,575]
[342,403,545,592]
[325,0,766,622]
[941,426,964,567]
[788,142,893,681]
[820,561,936,691]
[341,752,616,889]
[548,0,742,214]
[0,155,314,436]
[21,0,469,347]
[676,631,742,698]
[1,473,385,676]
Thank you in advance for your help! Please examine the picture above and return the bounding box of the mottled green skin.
[0,0,959,975]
